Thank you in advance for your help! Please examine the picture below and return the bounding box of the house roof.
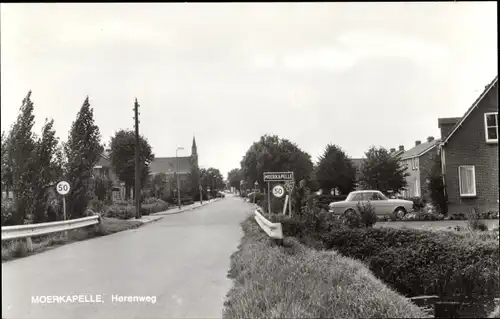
[401,139,440,160]
[390,149,404,157]
[441,76,498,145]
[149,156,192,175]
[350,158,365,170]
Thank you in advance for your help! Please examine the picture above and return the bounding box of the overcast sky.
[1,2,497,178]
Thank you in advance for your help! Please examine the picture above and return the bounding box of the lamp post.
[176,147,184,210]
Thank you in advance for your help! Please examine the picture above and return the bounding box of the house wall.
[401,157,420,197]
[418,148,439,201]
[444,82,499,212]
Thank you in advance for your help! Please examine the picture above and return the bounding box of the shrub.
[409,197,425,211]
[88,199,105,214]
[356,201,377,227]
[223,216,431,319]
[248,192,265,203]
[402,211,444,221]
[467,209,489,231]
[449,212,467,220]
[1,199,15,226]
[103,204,135,220]
[140,199,169,215]
[319,227,500,299]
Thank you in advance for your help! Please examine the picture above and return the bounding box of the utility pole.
[134,98,141,219]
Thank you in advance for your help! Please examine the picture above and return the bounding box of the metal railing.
[1,215,101,241]
[254,209,283,239]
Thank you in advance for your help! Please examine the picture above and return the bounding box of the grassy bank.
[223,216,431,319]
[1,217,143,262]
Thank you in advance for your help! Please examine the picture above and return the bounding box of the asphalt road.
[2,194,252,319]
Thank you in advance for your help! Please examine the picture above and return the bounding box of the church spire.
[191,135,197,156]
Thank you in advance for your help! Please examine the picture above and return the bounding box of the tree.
[315,144,356,195]
[201,167,224,191]
[227,168,243,190]
[7,91,37,224]
[358,146,409,195]
[65,97,104,219]
[109,129,155,200]
[427,154,448,214]
[240,134,314,190]
[151,173,168,199]
[32,119,62,223]
[1,131,14,197]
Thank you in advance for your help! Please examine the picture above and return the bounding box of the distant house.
[399,137,441,199]
[93,149,127,201]
[148,137,199,195]
[438,76,498,213]
[390,145,405,158]
[350,158,365,190]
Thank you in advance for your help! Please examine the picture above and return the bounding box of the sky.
[1,2,498,179]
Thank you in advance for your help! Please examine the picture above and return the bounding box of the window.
[458,165,476,197]
[485,112,498,143]
[414,179,420,197]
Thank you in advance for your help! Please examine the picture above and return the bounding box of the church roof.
[149,156,192,175]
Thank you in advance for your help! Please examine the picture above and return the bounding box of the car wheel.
[394,207,407,220]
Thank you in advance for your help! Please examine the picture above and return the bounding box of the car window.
[368,192,380,200]
[350,193,362,201]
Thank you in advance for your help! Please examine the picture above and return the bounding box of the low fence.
[254,209,283,239]
[1,215,101,251]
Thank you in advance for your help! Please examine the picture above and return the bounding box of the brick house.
[93,149,128,201]
[148,137,199,196]
[438,76,498,213]
[399,137,440,199]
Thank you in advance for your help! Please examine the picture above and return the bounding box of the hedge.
[103,198,170,219]
[318,227,500,300]
[223,216,431,319]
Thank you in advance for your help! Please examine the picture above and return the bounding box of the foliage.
[1,131,14,196]
[150,172,169,199]
[314,194,348,210]
[109,129,155,200]
[200,167,224,190]
[1,199,15,226]
[223,216,431,319]
[426,154,448,214]
[358,146,409,195]
[401,211,444,221]
[94,176,113,201]
[227,168,243,190]
[408,196,426,211]
[32,119,62,223]
[315,144,356,195]
[467,208,489,231]
[240,134,314,190]
[64,97,104,219]
[319,227,499,299]
[356,201,378,227]
[6,92,38,224]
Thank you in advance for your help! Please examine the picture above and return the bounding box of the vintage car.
[328,190,414,219]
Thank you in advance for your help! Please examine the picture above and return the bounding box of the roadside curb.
[151,198,221,217]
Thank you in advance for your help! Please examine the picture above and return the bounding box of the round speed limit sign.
[272,185,285,198]
[56,181,71,195]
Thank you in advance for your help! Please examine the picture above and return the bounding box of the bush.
[1,199,15,226]
[140,199,169,215]
[409,197,426,211]
[319,227,500,299]
[356,201,377,227]
[401,211,444,221]
[103,204,135,220]
[223,216,431,319]
[314,194,347,210]
[248,192,265,203]
[449,212,467,220]
[88,199,105,214]
[467,209,489,231]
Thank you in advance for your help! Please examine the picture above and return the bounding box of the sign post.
[56,181,71,220]
[263,172,294,218]
[253,181,258,204]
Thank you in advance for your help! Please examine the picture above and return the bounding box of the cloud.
[338,30,450,65]
[281,48,357,70]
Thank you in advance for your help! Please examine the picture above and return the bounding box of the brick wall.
[444,82,499,213]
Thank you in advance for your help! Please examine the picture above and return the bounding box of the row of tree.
[1,93,103,224]
[227,134,410,196]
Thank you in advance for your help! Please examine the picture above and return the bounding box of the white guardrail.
[1,215,101,241]
[254,209,283,239]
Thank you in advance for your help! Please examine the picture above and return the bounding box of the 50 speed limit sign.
[56,181,71,195]
[272,185,285,198]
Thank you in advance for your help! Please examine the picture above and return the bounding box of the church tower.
[191,135,198,167]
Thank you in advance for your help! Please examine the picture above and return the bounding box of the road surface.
[2,194,251,319]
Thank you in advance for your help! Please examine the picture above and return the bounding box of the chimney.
[415,140,422,146]
[399,145,404,151]
[427,136,434,143]
[438,117,461,140]
[390,148,396,153]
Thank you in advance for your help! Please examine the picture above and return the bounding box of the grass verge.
[223,216,431,319]
[1,217,143,262]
